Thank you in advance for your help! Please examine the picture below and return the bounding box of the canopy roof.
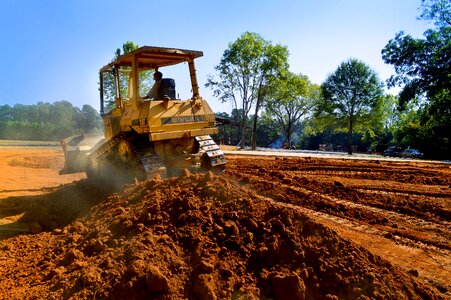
[99,46,203,72]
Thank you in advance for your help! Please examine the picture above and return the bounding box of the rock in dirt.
[194,274,217,300]
[272,273,306,300]
[145,265,170,293]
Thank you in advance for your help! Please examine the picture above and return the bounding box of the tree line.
[0,101,102,141]
[209,0,450,159]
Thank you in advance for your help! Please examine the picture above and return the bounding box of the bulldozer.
[60,46,226,183]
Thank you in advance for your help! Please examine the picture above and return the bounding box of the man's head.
[154,71,163,81]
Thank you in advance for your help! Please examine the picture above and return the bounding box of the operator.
[143,71,163,99]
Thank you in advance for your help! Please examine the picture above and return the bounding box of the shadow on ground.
[0,179,116,240]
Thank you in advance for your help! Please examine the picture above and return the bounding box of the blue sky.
[0,0,430,113]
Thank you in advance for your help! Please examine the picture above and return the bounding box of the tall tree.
[251,43,289,150]
[381,0,451,158]
[76,104,103,133]
[381,27,451,108]
[115,41,139,57]
[265,72,319,149]
[206,32,289,149]
[319,59,385,154]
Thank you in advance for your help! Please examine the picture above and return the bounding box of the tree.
[103,41,152,111]
[76,104,102,133]
[381,27,451,108]
[206,32,289,149]
[419,0,451,28]
[255,115,281,147]
[0,105,12,123]
[318,59,385,154]
[250,43,289,150]
[265,72,319,149]
[0,102,102,140]
[115,41,139,57]
[381,0,451,158]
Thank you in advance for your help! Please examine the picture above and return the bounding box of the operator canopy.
[99,46,204,72]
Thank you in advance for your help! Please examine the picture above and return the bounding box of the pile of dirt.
[0,170,444,299]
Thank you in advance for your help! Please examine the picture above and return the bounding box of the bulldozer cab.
[99,46,203,115]
[97,46,217,142]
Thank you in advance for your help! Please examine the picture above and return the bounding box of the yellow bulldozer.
[60,46,226,183]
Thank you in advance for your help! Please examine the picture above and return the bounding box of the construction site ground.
[0,145,449,299]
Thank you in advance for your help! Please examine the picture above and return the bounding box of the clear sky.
[0,0,430,113]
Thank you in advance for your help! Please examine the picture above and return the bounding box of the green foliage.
[317,58,385,154]
[256,115,281,147]
[206,32,289,149]
[381,26,451,108]
[116,41,139,57]
[304,129,368,152]
[381,1,451,159]
[265,72,320,148]
[103,41,152,111]
[419,0,451,28]
[0,101,102,141]
[102,72,116,111]
[390,91,451,158]
[250,42,290,149]
[419,90,451,158]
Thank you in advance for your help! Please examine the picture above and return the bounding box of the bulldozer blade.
[60,133,104,174]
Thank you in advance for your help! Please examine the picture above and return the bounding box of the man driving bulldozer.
[143,71,163,99]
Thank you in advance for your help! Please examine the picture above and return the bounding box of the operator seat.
[157,78,176,99]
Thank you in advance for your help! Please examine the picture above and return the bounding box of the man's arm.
[144,81,161,99]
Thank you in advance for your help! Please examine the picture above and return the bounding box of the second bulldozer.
[60,46,226,183]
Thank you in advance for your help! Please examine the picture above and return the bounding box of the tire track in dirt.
[264,196,450,292]
[288,183,450,249]
[228,167,450,250]
[265,192,449,254]
[227,156,449,226]
[225,155,451,294]
[273,187,451,292]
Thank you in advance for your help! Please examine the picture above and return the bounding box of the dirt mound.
[0,170,442,299]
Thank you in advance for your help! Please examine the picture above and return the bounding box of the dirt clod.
[272,273,306,300]
[145,265,170,293]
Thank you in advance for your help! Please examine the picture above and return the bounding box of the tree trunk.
[251,100,260,150]
[286,121,292,149]
[348,118,353,155]
[240,117,246,149]
[251,83,263,150]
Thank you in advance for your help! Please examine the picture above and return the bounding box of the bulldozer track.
[133,145,164,178]
[86,133,226,181]
[89,133,127,160]
[196,135,226,170]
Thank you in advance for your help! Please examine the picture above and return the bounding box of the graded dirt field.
[0,147,449,299]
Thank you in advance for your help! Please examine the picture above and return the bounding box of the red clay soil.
[0,151,449,299]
